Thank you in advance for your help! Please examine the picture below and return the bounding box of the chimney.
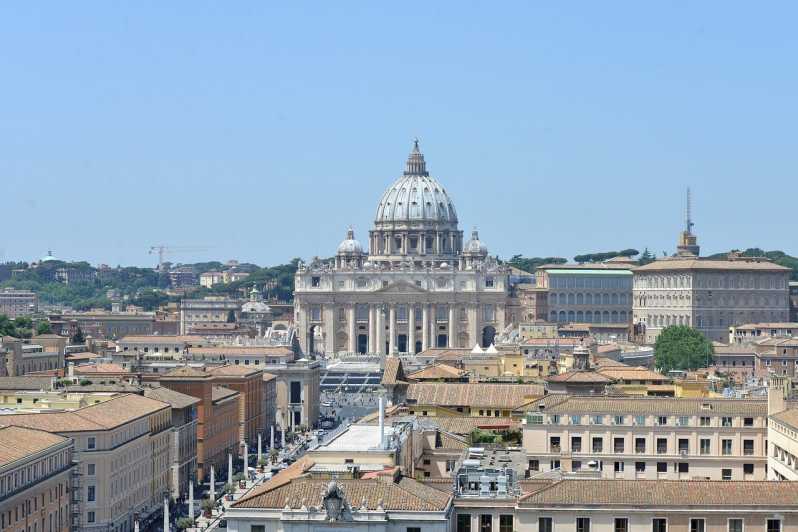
[67,362,75,380]
[378,396,385,450]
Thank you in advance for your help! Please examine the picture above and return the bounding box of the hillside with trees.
[706,248,798,280]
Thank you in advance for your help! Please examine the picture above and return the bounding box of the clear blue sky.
[2,2,796,267]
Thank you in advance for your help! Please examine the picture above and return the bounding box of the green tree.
[35,321,52,335]
[654,325,714,372]
[71,326,86,345]
[638,248,655,265]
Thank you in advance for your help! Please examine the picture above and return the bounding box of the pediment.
[374,280,429,294]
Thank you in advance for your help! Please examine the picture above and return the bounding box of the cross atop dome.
[404,138,428,176]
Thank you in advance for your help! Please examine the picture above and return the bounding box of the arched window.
[611,311,619,322]
[602,311,610,323]
[586,293,593,305]
[611,293,619,305]
[568,311,575,322]
[558,311,566,322]
[559,293,566,305]
[602,293,610,305]
[550,310,557,321]
[620,310,627,322]
[576,293,584,305]
[567,293,575,305]
[586,311,593,323]
[576,311,584,322]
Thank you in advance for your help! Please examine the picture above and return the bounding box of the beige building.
[730,322,798,344]
[0,426,73,532]
[3,394,172,532]
[523,395,767,480]
[179,297,240,335]
[766,375,798,480]
[294,141,510,356]
[0,288,37,318]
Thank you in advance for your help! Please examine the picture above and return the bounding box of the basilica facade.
[294,141,511,356]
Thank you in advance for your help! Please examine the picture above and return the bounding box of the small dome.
[337,227,364,255]
[242,301,272,313]
[464,229,488,255]
[40,250,58,263]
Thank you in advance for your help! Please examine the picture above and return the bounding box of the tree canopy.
[506,255,567,274]
[573,249,639,264]
[654,325,714,372]
[706,248,798,281]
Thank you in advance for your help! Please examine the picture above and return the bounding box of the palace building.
[294,141,511,356]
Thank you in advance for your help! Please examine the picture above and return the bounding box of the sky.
[1,2,796,268]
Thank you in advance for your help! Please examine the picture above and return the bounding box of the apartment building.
[523,395,767,480]
[754,337,798,378]
[206,365,265,445]
[262,373,277,431]
[0,426,73,532]
[179,297,240,335]
[730,322,798,344]
[405,382,544,418]
[2,394,172,532]
[0,288,37,318]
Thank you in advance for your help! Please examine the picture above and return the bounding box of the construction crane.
[148,245,210,270]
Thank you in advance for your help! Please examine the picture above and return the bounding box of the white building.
[294,141,510,356]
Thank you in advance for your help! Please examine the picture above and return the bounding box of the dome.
[374,140,458,226]
[337,227,364,255]
[464,229,487,255]
[242,300,272,313]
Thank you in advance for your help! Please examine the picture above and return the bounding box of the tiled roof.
[2,393,168,433]
[0,426,70,467]
[596,367,668,382]
[233,475,451,511]
[0,376,53,391]
[438,431,468,449]
[519,479,798,507]
[547,370,614,383]
[206,364,262,377]
[406,383,543,409]
[212,385,239,402]
[407,363,467,381]
[593,357,628,368]
[424,416,520,435]
[538,395,767,416]
[119,335,205,344]
[771,408,798,431]
[539,263,634,271]
[381,356,407,385]
[74,363,129,374]
[143,385,200,409]
[734,322,798,330]
[262,372,277,382]
[188,346,293,357]
[162,366,210,379]
[634,258,791,272]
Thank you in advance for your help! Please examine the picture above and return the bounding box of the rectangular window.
[592,415,603,425]
[550,437,561,453]
[768,520,781,532]
[87,464,95,476]
[678,416,690,426]
[615,518,629,532]
[499,515,513,532]
[722,416,733,427]
[539,518,553,532]
[657,416,668,426]
[635,461,646,472]
[722,439,732,455]
[743,439,754,455]
[528,460,539,471]
[700,416,710,427]
[614,415,625,425]
[743,463,754,475]
[653,518,667,532]
[457,515,472,532]
[635,437,646,454]
[87,437,96,450]
[656,438,667,454]
[614,461,625,472]
[251,527,265,532]
[592,437,603,453]
[700,439,711,455]
[571,415,581,425]
[480,514,492,532]
[614,437,625,453]
[311,276,320,287]
[690,519,705,532]
[728,519,743,532]
[635,415,646,425]
[678,438,689,454]
[722,468,732,480]
[407,528,421,532]
[87,486,95,502]
[572,436,582,452]
[87,512,95,524]
[577,517,591,532]
[656,461,667,472]
[744,417,754,427]
[678,462,689,473]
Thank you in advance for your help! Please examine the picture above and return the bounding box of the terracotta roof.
[593,357,628,368]
[771,408,798,431]
[119,335,205,343]
[65,352,101,360]
[438,431,468,449]
[596,367,668,382]
[162,366,210,379]
[233,475,451,511]
[519,479,798,507]
[2,393,168,433]
[0,376,53,391]
[596,344,622,353]
[239,455,315,502]
[407,363,468,381]
[0,426,70,467]
[406,383,543,410]
[143,386,200,409]
[538,395,767,416]
[262,372,277,383]
[734,322,798,330]
[423,416,519,434]
[381,356,407,385]
[540,263,634,271]
[547,370,614,383]
[74,363,129,374]
[206,364,262,377]
[634,258,791,272]
[212,385,239,402]
[188,346,293,357]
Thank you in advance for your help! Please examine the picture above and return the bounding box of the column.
[348,305,356,353]
[448,305,456,348]
[323,305,335,355]
[408,305,416,354]
[388,305,396,354]
[468,305,479,348]
[430,304,437,348]
[422,305,429,351]
[435,232,441,254]
[376,306,385,355]
[369,305,377,353]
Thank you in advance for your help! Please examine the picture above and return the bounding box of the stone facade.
[294,142,510,356]
[536,264,633,324]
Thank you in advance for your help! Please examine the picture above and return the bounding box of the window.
[691,519,705,532]
[635,437,646,454]
[407,528,422,532]
[614,437,625,453]
[615,518,629,532]
[573,460,582,470]
[657,462,667,473]
[653,518,667,532]
[87,512,95,524]
[571,415,581,425]
[614,415,625,425]
[551,415,561,424]
[539,517,553,532]
[87,464,95,476]
[635,461,646,472]
[743,439,754,455]
[499,515,513,532]
[550,437,561,452]
[87,486,95,502]
[614,461,624,472]
[657,416,668,426]
[486,277,495,288]
[699,438,710,455]
[678,438,689,454]
[744,417,754,427]
[571,436,582,453]
[87,437,96,450]
[251,527,265,532]
[743,463,754,474]
[529,460,539,471]
[678,462,689,473]
[311,276,320,287]
[722,439,732,455]
[577,517,591,532]
[722,416,733,427]
[550,460,560,470]
[728,519,743,532]
[592,437,603,453]
[480,514,492,532]
[767,520,781,532]
[722,468,732,480]
[656,438,667,454]
[592,415,603,425]
[700,416,710,427]
[634,415,646,425]
[457,515,472,532]
[678,416,689,426]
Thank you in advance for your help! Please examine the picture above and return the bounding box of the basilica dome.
[464,229,488,255]
[374,140,458,226]
[337,227,364,254]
